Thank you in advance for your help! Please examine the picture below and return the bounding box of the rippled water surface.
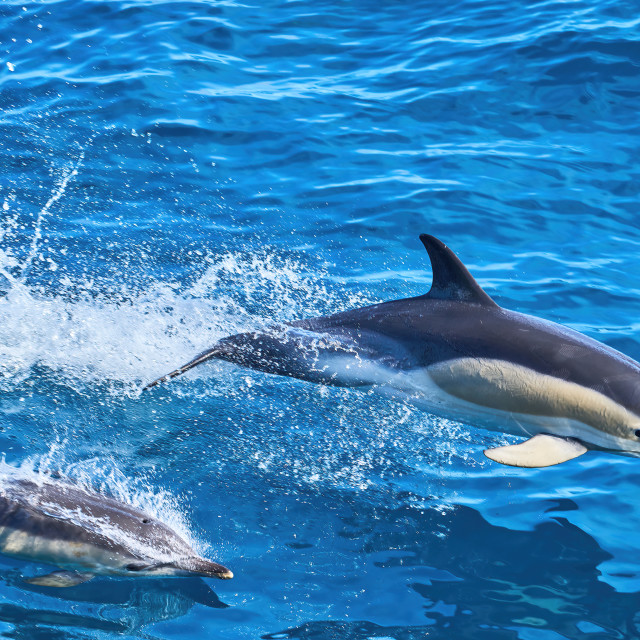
[1,0,640,638]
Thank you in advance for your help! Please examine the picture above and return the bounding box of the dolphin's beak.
[176,557,234,580]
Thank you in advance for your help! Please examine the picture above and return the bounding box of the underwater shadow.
[1,574,227,637]
[264,500,640,639]
[0,602,126,638]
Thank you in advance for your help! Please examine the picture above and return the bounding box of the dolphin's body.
[0,476,232,587]
[146,235,640,467]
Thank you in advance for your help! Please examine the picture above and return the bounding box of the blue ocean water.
[1,0,640,637]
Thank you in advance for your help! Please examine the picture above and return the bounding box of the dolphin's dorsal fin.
[420,234,497,306]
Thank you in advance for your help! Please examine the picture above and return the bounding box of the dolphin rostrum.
[145,235,640,468]
[0,476,232,587]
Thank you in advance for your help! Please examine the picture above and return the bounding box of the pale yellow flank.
[428,357,640,441]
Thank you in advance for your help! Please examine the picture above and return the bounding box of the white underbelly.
[0,526,122,573]
[350,356,640,455]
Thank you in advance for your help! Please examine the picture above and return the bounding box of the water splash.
[0,140,380,397]
[20,148,85,282]
[0,150,378,397]
[0,248,372,397]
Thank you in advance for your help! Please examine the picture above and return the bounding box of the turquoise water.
[1,0,640,637]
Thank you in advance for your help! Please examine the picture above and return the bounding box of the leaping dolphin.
[145,235,640,468]
[0,476,232,587]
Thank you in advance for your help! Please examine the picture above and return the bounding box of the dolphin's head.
[116,517,233,579]
[79,501,236,580]
[124,557,233,580]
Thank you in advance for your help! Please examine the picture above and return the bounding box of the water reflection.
[0,603,125,638]
[2,575,227,637]
[265,501,640,639]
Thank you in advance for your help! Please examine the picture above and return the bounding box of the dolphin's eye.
[142,519,150,524]
[125,563,145,572]
[635,429,640,439]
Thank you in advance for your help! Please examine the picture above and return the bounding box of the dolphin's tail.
[143,346,222,390]
[144,326,362,391]
[144,330,274,391]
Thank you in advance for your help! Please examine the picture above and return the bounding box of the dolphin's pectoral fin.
[483,433,588,468]
[24,571,95,588]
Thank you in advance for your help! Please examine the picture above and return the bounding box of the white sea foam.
[0,177,367,398]
[0,256,363,397]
